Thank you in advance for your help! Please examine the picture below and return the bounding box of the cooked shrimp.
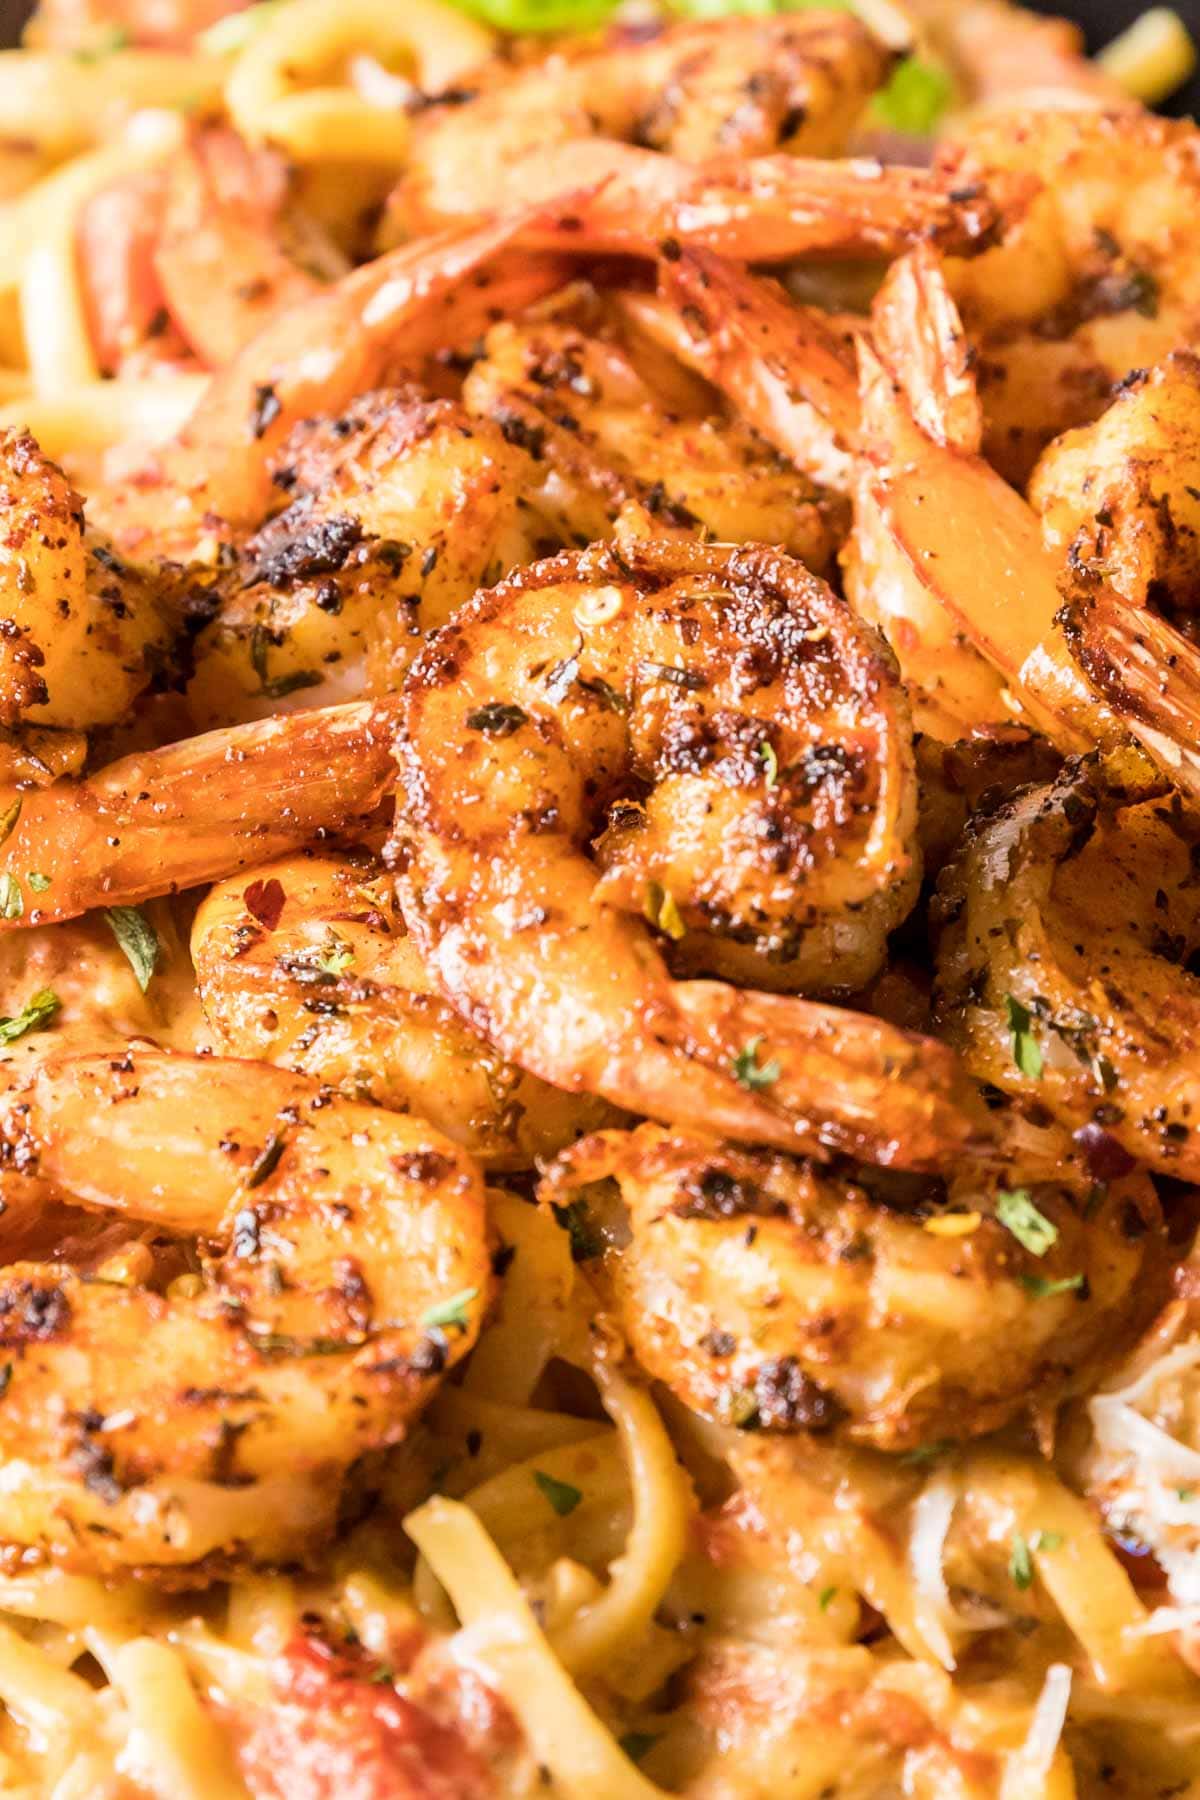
[1061,590,1200,801]
[935,754,1200,1179]
[192,845,613,1169]
[544,1121,1162,1450]
[186,391,543,726]
[0,695,399,926]
[1030,351,1200,612]
[394,523,988,1169]
[0,1048,488,1574]
[97,211,573,557]
[943,106,1200,485]
[0,429,175,731]
[915,0,1132,108]
[460,315,845,569]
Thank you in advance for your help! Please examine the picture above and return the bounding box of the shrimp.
[191,845,614,1169]
[942,106,1200,485]
[97,210,574,558]
[1030,351,1200,613]
[459,314,846,570]
[387,13,1001,264]
[0,429,176,731]
[1061,590,1200,802]
[935,754,1200,1179]
[543,1122,1163,1450]
[394,522,989,1170]
[0,1048,489,1574]
[914,0,1133,109]
[0,695,399,926]
[185,391,544,727]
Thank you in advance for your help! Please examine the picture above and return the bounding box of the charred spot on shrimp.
[0,1278,70,1342]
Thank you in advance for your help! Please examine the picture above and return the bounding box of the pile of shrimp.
[0,0,1200,1793]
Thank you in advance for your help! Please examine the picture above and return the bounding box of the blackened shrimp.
[935,755,1200,1179]
[0,1049,489,1574]
[544,1122,1163,1451]
[394,524,988,1170]
[191,845,613,1169]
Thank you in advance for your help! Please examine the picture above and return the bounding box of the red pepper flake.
[244,877,286,931]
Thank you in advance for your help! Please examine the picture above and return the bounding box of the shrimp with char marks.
[386,13,1001,265]
[460,314,846,572]
[934,753,1200,1179]
[186,389,544,727]
[393,522,988,1169]
[543,1121,1163,1450]
[192,845,614,1169]
[0,1049,489,1575]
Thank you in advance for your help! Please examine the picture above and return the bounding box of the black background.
[0,0,1197,100]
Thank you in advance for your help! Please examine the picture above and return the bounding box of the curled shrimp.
[388,14,999,264]
[0,695,399,926]
[186,389,543,726]
[460,311,846,571]
[0,429,175,732]
[1061,591,1200,802]
[191,845,614,1169]
[0,1048,489,1574]
[942,106,1200,485]
[935,754,1200,1178]
[99,210,573,557]
[543,1122,1163,1450]
[394,523,987,1170]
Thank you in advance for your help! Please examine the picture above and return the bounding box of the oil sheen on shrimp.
[0,1049,489,1575]
[544,1122,1163,1451]
[394,522,989,1171]
[192,845,614,1169]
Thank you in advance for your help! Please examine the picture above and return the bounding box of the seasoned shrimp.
[943,106,1200,485]
[0,695,399,925]
[1031,351,1200,612]
[394,524,988,1169]
[186,391,543,726]
[192,845,613,1169]
[1062,589,1200,801]
[544,1122,1162,1449]
[0,1049,489,1574]
[0,429,175,731]
[460,315,845,570]
[388,13,1001,264]
[935,755,1200,1179]
[98,211,573,557]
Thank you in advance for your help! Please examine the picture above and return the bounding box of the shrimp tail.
[1060,593,1200,803]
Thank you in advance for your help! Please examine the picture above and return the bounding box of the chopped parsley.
[1009,1531,1034,1590]
[533,1469,583,1516]
[27,872,50,893]
[1005,994,1043,1079]
[550,1198,601,1262]
[732,1035,782,1092]
[0,987,59,1046]
[249,625,322,700]
[899,1439,956,1467]
[421,1286,478,1334]
[0,798,21,847]
[995,1189,1058,1257]
[759,741,779,789]
[465,701,528,737]
[316,931,354,977]
[104,905,159,992]
[1020,1271,1085,1299]
[818,1585,838,1612]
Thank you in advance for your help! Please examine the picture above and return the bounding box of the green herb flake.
[1177,1488,1196,1503]
[0,987,59,1047]
[550,1198,601,1262]
[533,1468,583,1516]
[249,624,322,700]
[1031,1530,1064,1553]
[26,872,50,893]
[759,741,779,789]
[732,1034,782,1092]
[421,1286,479,1334]
[465,701,528,737]
[1009,1531,1034,1591]
[72,23,131,59]
[0,798,21,847]
[1020,1271,1085,1299]
[368,1666,396,1685]
[1004,994,1043,1079]
[104,905,159,992]
[0,874,23,921]
[818,1585,838,1612]
[871,55,954,136]
[644,880,686,941]
[899,1439,956,1467]
[316,932,354,977]
[618,1732,659,1764]
[995,1188,1059,1258]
